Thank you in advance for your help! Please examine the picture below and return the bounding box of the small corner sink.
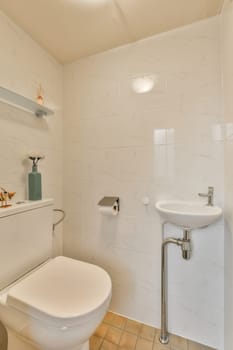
[155,200,222,229]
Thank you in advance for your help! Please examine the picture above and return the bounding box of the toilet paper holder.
[98,197,120,212]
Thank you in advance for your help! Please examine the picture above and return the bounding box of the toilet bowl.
[0,256,112,350]
[0,200,112,350]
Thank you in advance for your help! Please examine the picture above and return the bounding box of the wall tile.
[63,17,223,349]
[222,1,233,349]
[0,11,63,254]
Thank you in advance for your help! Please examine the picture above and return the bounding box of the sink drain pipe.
[160,228,191,345]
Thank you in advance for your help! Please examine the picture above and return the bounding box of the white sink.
[155,200,222,229]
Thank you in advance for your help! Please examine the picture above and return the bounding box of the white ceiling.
[0,0,224,63]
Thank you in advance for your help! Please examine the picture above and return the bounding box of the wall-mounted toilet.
[0,199,112,350]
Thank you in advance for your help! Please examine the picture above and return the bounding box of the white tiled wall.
[221,1,233,349]
[0,11,63,255]
[63,17,224,349]
[0,7,225,350]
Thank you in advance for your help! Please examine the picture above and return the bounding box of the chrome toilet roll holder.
[98,197,120,212]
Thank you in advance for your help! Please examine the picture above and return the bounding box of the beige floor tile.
[125,319,142,335]
[105,326,122,345]
[104,312,115,324]
[95,312,202,350]
[188,340,215,350]
[119,331,138,349]
[140,324,155,341]
[100,339,118,350]
[90,335,103,350]
[153,343,170,350]
[95,324,109,338]
[110,314,127,329]
[136,337,153,350]
[153,330,162,344]
[170,334,188,350]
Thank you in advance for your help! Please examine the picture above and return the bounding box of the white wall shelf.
[0,86,54,117]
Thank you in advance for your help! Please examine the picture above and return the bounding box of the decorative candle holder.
[0,187,16,208]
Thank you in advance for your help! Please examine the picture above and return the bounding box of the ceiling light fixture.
[67,0,109,6]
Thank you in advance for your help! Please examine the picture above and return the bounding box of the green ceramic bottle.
[28,163,42,200]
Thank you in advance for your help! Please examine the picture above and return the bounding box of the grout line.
[99,336,104,350]
[134,333,139,350]
[152,330,156,349]
[117,330,123,349]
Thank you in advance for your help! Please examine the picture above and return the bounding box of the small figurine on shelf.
[0,187,16,208]
[37,84,44,105]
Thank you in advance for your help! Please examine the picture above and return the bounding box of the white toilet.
[0,199,112,350]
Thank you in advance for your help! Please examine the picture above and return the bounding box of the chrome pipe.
[53,209,66,232]
[160,237,182,344]
[182,229,192,260]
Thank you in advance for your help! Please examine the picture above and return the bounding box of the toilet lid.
[7,256,112,325]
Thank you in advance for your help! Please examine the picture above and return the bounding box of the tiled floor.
[90,312,215,350]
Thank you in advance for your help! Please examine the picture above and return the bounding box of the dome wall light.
[131,75,158,94]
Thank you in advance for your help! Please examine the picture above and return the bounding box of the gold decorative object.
[37,84,44,105]
[0,187,16,208]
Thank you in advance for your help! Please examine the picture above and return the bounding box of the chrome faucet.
[198,186,214,206]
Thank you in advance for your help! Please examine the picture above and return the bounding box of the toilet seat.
[6,256,112,328]
[0,201,112,350]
